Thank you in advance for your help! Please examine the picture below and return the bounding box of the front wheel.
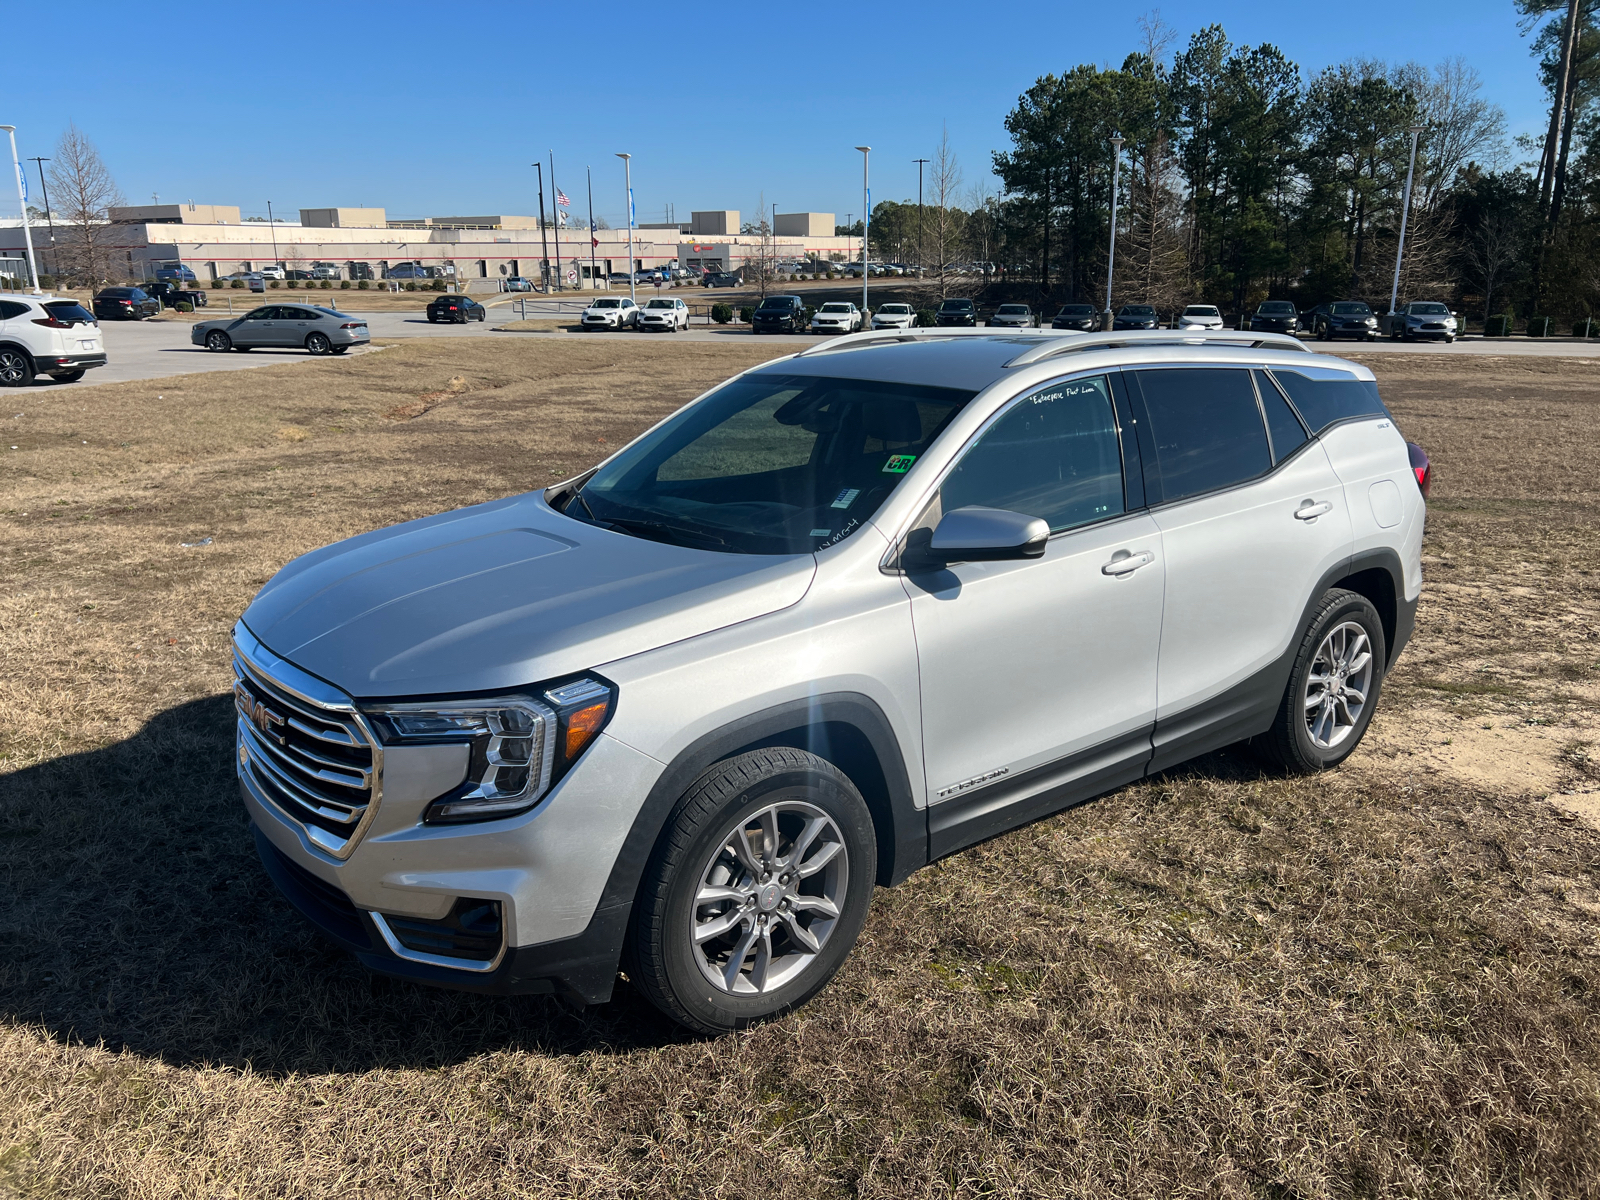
[205,330,232,352]
[0,348,35,387]
[629,748,877,1035]
[1256,588,1387,773]
[305,332,332,355]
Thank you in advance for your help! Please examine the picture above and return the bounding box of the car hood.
[241,492,817,698]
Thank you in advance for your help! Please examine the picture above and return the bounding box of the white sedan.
[580,297,639,330]
[871,303,917,330]
[810,302,863,334]
[1175,304,1224,330]
[637,296,689,332]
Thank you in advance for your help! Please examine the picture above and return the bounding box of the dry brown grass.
[1,343,1598,1198]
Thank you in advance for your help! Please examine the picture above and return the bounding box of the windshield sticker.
[819,518,859,547]
[831,488,861,509]
[810,528,832,538]
[882,454,917,474]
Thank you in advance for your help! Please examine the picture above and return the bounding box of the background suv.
[935,298,976,326]
[1249,301,1300,334]
[0,295,106,385]
[235,328,1425,1036]
[93,287,160,320]
[1112,304,1159,330]
[1053,304,1098,331]
[751,295,807,334]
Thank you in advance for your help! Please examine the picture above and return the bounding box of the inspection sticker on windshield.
[882,454,917,474]
[831,488,861,509]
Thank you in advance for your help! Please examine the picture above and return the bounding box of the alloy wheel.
[0,351,27,384]
[689,800,848,995]
[1303,620,1374,750]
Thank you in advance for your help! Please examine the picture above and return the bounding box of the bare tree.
[1390,58,1508,209]
[925,127,966,300]
[1125,11,1189,314]
[1462,208,1522,326]
[47,125,126,286]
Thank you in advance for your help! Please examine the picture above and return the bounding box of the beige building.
[299,207,388,229]
[108,203,241,225]
[690,210,739,236]
[774,212,834,238]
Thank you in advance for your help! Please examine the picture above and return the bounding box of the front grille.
[234,635,380,859]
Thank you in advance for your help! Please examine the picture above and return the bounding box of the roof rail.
[1002,328,1311,368]
[790,326,1002,357]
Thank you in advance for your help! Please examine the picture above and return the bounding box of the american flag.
[556,189,570,208]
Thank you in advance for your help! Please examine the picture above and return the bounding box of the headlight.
[368,676,615,823]
[1365,317,1377,326]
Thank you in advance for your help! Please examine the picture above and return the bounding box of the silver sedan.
[191,304,371,355]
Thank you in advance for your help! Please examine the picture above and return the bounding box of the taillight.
[1407,441,1431,500]
[32,317,69,328]
[339,322,364,330]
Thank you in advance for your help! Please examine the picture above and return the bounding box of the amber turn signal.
[563,701,609,760]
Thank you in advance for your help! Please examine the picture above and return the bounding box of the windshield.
[1183,306,1219,316]
[591,299,621,309]
[646,299,675,308]
[1331,302,1372,315]
[879,304,911,314]
[940,300,973,310]
[997,305,1029,314]
[820,303,852,313]
[757,298,797,310]
[1409,302,1450,314]
[574,372,976,554]
[1120,305,1156,316]
[1058,305,1094,316]
[1259,301,1296,314]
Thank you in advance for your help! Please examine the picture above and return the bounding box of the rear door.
[1126,366,1353,769]
[279,306,314,347]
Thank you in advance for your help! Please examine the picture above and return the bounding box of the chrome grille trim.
[232,621,383,860]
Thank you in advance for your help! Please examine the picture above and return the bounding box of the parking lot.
[2,336,1597,1197]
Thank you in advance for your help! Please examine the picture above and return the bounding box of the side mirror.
[915,506,1050,567]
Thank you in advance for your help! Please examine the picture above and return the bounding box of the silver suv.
[234,329,1428,1034]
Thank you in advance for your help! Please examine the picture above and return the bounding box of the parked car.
[638,296,690,332]
[385,263,434,280]
[607,272,634,285]
[810,301,863,334]
[634,269,664,284]
[311,264,342,280]
[1112,304,1160,331]
[704,272,741,288]
[1248,300,1301,335]
[581,296,640,330]
[0,294,105,385]
[144,280,208,308]
[154,265,198,283]
[751,294,807,334]
[871,302,917,330]
[504,276,534,292]
[257,265,286,281]
[1377,301,1458,343]
[191,304,370,355]
[935,298,977,327]
[232,327,1427,1035]
[285,269,317,281]
[988,303,1033,329]
[427,295,486,324]
[92,287,160,321]
[1307,302,1379,342]
[1175,304,1224,331]
[1052,304,1099,332]
[842,262,885,278]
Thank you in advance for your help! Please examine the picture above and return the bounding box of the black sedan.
[426,295,486,324]
[92,287,160,320]
[1052,303,1098,331]
[1248,300,1300,334]
[1308,301,1379,341]
[1112,304,1159,330]
[934,298,977,327]
[750,295,807,334]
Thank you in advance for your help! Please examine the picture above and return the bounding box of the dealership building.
[0,203,858,286]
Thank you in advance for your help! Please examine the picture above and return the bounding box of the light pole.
[1,128,39,292]
[616,153,635,304]
[855,146,870,314]
[533,162,551,293]
[913,157,928,272]
[267,200,280,275]
[586,165,598,291]
[550,151,563,292]
[1389,125,1425,317]
[1103,132,1124,331]
[27,156,52,275]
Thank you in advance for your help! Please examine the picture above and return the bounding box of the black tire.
[205,330,232,352]
[331,346,348,354]
[428,314,438,323]
[1256,588,1387,773]
[305,332,332,355]
[233,345,253,352]
[50,370,86,383]
[0,347,34,387]
[629,747,877,1035]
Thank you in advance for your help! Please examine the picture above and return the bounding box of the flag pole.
[550,150,563,292]
[587,166,598,291]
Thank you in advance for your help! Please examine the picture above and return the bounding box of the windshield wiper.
[601,514,727,550]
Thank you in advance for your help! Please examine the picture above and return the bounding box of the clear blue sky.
[4,1,1550,229]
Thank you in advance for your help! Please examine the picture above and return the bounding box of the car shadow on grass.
[0,695,688,1075]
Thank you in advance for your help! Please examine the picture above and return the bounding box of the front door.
[905,374,1164,858]
[232,306,276,346]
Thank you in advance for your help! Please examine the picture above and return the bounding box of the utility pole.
[267,200,280,273]
[616,153,635,304]
[856,147,871,314]
[26,157,53,274]
[912,157,928,271]
[1389,126,1424,317]
[1,127,39,292]
[550,151,563,292]
[1103,133,1124,331]
[587,165,598,291]
[533,162,551,293]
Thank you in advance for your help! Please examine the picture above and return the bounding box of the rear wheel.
[629,748,877,1035]
[205,330,232,352]
[305,332,332,355]
[0,348,34,387]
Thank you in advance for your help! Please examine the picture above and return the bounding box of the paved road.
[23,313,1600,391]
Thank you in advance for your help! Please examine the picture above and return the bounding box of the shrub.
[318,279,331,289]
[358,279,370,290]
[738,306,754,322]
[37,274,56,289]
[711,303,733,324]
[339,279,351,289]
[174,301,193,312]
[404,281,416,291]
[210,280,223,289]
[1527,315,1552,337]
[268,280,280,289]
[230,279,244,289]
[917,309,937,327]
[1575,317,1598,338]
[431,279,447,291]
[1485,313,1512,337]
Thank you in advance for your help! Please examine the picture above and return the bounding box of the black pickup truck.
[143,280,209,309]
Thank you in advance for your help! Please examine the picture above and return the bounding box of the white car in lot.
[988,304,1034,329]
[871,303,918,330]
[581,297,640,331]
[1176,305,1225,330]
[0,294,106,385]
[638,297,689,332]
[810,302,863,334]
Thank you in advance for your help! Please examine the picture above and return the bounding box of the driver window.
[939,375,1125,533]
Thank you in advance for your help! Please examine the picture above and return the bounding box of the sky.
[3,1,1555,231]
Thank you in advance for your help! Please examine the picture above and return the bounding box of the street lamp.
[1103,132,1124,331]
[616,153,635,304]
[27,157,53,276]
[1389,125,1425,317]
[913,157,929,273]
[856,146,870,313]
[2,127,40,292]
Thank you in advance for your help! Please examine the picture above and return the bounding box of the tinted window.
[1058,305,1095,316]
[941,376,1124,533]
[100,289,130,298]
[1133,368,1270,503]
[0,300,30,320]
[997,305,1029,315]
[940,300,973,311]
[44,302,94,323]
[242,308,272,320]
[1120,305,1156,316]
[1330,302,1371,315]
[1253,370,1310,462]
[1409,302,1449,315]
[1269,368,1390,434]
[1259,302,1296,314]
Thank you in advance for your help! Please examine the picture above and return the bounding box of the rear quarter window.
[1269,368,1390,433]
[1132,368,1271,503]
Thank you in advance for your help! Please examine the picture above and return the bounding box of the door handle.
[1294,501,1333,521]
[1102,550,1155,576]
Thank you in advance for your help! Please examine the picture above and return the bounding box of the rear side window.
[941,376,1124,533]
[1253,370,1310,462]
[1133,368,1271,503]
[1269,368,1389,433]
[0,300,30,319]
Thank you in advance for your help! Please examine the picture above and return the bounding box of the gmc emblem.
[234,680,287,744]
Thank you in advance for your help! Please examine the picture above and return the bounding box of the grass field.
[1,340,1598,1198]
